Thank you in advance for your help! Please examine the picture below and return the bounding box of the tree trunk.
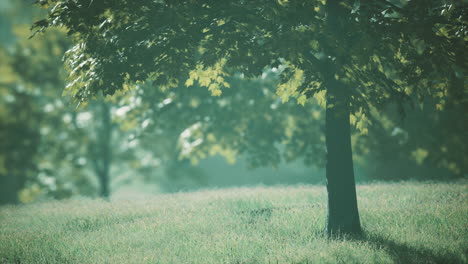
[98,172,110,198]
[0,174,19,205]
[89,101,112,198]
[325,79,362,237]
[99,101,111,198]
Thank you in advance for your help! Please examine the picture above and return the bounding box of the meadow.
[1,181,466,264]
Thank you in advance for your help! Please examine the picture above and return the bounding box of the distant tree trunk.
[90,101,112,198]
[0,174,19,205]
[0,116,38,205]
[324,79,362,236]
[99,101,112,198]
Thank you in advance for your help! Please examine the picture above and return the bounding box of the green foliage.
[30,1,467,188]
[1,0,323,202]
[122,71,326,171]
[1,182,466,263]
[0,1,151,201]
[33,0,466,117]
[354,96,468,180]
[0,23,68,204]
[2,0,466,205]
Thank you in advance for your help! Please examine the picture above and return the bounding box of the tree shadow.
[238,204,318,224]
[357,232,465,264]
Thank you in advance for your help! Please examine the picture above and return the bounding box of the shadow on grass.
[239,204,319,224]
[359,233,465,264]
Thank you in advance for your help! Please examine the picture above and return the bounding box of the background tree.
[0,52,40,204]
[355,97,468,181]
[0,1,142,201]
[115,70,326,191]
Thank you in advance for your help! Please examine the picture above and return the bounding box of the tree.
[118,70,326,191]
[355,96,468,181]
[0,24,94,203]
[0,0,143,202]
[0,65,40,204]
[34,0,467,236]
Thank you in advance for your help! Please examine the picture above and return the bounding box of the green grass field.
[1,182,467,264]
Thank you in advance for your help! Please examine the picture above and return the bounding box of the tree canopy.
[33,0,466,115]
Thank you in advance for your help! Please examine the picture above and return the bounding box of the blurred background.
[1,0,466,205]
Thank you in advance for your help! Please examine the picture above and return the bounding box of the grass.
[0,181,467,264]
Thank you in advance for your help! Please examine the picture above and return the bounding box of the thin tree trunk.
[325,79,362,237]
[0,174,18,205]
[99,101,111,198]
[89,101,112,198]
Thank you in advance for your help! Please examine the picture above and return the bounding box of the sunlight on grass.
[1,182,466,263]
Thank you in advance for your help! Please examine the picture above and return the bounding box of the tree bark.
[89,101,112,198]
[325,79,362,237]
[0,174,19,205]
[99,101,111,198]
